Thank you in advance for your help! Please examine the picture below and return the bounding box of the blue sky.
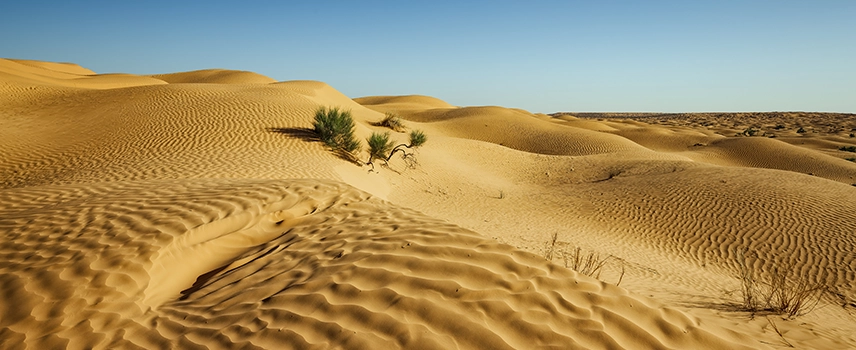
[2,1,854,113]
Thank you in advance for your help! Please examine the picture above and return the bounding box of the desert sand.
[1,58,855,349]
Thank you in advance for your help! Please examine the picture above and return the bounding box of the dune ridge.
[149,69,277,84]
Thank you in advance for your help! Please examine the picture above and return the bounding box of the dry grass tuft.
[736,249,827,318]
[544,233,624,286]
[377,112,407,132]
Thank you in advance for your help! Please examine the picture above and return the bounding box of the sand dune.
[149,69,277,84]
[684,137,856,183]
[353,95,455,113]
[0,179,759,349]
[0,58,165,90]
[2,60,855,349]
[359,104,649,157]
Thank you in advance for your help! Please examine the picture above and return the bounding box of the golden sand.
[2,58,855,349]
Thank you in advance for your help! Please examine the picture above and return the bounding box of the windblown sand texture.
[2,58,855,349]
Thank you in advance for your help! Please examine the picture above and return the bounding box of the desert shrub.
[366,132,394,169]
[839,145,856,152]
[385,130,428,164]
[408,130,427,148]
[378,113,406,132]
[774,124,786,130]
[850,133,854,138]
[845,157,856,162]
[797,127,807,134]
[766,262,826,317]
[365,129,428,170]
[313,107,360,157]
[735,249,826,318]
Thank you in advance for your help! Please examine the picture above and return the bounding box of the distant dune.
[149,69,277,84]
[2,59,855,349]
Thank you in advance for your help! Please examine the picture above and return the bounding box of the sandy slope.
[2,60,855,349]
[0,179,759,349]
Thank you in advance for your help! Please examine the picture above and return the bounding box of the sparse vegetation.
[845,157,855,162]
[365,129,428,170]
[774,124,786,130]
[313,107,360,160]
[735,249,826,318]
[544,232,559,261]
[838,145,856,152]
[377,112,406,132]
[366,132,394,170]
[544,233,624,285]
[766,317,795,348]
[797,127,807,134]
[310,107,428,170]
[386,130,427,163]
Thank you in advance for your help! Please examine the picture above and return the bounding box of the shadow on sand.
[266,127,362,165]
[266,127,319,143]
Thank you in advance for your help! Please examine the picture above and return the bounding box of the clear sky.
[2,1,854,113]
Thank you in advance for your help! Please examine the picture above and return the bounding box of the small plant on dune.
[765,261,826,318]
[365,129,428,171]
[735,249,827,318]
[544,232,559,261]
[838,145,856,152]
[845,157,856,162]
[365,132,394,170]
[796,127,807,134]
[544,233,624,286]
[377,112,407,132]
[562,247,619,282]
[736,249,760,311]
[313,107,361,160]
[386,130,427,165]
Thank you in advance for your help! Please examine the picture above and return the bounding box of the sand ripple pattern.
[0,179,753,349]
[0,82,356,188]
[576,166,856,302]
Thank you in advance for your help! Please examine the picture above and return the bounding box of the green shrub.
[365,129,428,170]
[409,130,427,148]
[839,145,856,153]
[366,132,394,168]
[313,107,360,156]
[385,129,428,163]
[797,127,807,134]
